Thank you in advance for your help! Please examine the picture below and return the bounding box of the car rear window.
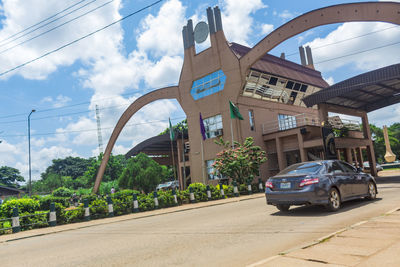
[277,162,322,175]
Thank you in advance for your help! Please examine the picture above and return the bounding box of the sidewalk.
[0,193,265,243]
[249,206,400,266]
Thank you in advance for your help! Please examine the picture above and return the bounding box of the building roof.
[303,63,400,112]
[0,185,24,194]
[229,42,329,89]
[125,131,187,159]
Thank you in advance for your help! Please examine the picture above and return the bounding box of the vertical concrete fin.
[207,7,216,34]
[214,6,223,32]
[182,26,189,49]
[305,46,314,68]
[187,19,195,48]
[299,46,306,66]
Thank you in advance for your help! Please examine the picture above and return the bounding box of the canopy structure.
[125,131,188,158]
[303,63,400,112]
[125,133,174,158]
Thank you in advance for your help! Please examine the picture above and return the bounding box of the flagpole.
[169,118,177,182]
[200,138,206,184]
[170,138,177,181]
[181,127,186,189]
[230,118,234,149]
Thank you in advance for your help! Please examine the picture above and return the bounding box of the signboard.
[190,69,226,100]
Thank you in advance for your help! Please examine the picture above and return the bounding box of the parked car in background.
[265,160,377,212]
[156,180,179,191]
[362,161,383,172]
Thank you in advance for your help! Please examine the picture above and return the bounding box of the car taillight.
[299,178,319,187]
[265,181,273,189]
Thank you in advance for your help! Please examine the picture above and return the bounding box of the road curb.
[0,193,265,244]
[247,205,400,267]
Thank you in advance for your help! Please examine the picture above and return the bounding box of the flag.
[229,100,244,120]
[169,118,175,141]
[199,113,206,140]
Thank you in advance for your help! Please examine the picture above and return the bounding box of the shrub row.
[0,182,263,235]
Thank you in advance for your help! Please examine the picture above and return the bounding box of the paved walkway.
[2,176,400,266]
[249,207,400,266]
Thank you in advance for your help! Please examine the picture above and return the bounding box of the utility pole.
[95,105,103,155]
[28,109,36,197]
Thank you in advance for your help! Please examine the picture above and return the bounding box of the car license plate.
[280,182,291,189]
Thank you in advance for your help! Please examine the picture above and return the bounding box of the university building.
[124,6,384,189]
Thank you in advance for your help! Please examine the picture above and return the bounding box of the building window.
[206,160,222,180]
[242,70,321,107]
[249,110,255,131]
[203,114,223,139]
[278,114,297,130]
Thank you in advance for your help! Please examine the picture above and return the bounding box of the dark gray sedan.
[265,160,377,212]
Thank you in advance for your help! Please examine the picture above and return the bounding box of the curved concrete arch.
[240,2,400,73]
[93,86,180,193]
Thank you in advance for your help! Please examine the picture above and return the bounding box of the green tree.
[0,166,25,187]
[32,173,63,193]
[41,156,95,180]
[370,124,400,163]
[83,153,127,185]
[159,119,188,135]
[213,137,267,184]
[118,153,162,193]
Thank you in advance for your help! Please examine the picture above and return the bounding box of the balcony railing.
[262,113,320,135]
[328,116,361,131]
[262,114,362,135]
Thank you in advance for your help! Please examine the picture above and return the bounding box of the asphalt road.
[2,183,400,267]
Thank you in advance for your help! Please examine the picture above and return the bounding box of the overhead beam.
[358,88,386,99]
[377,83,400,92]
[337,95,368,104]
[362,94,400,112]
[322,103,365,117]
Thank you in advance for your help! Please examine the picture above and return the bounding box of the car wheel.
[326,188,341,212]
[276,204,290,212]
[366,182,377,200]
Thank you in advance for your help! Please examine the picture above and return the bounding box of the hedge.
[0,182,263,235]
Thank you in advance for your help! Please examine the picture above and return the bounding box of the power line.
[0,0,88,44]
[0,102,133,125]
[0,81,177,121]
[0,0,113,55]
[315,40,400,65]
[0,0,164,77]
[286,25,400,57]
[1,116,186,138]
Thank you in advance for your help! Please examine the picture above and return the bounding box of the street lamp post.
[28,109,36,197]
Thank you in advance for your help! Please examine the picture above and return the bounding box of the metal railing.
[262,113,320,134]
[262,114,362,135]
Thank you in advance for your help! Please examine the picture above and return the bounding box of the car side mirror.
[356,167,362,173]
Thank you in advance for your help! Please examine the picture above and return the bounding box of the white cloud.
[221,0,267,45]
[305,22,400,73]
[40,95,72,108]
[324,76,334,86]
[0,0,122,80]
[144,55,183,88]
[0,139,78,181]
[136,0,186,57]
[369,104,400,127]
[278,10,295,20]
[261,24,274,35]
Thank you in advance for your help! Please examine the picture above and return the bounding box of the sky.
[0,0,399,181]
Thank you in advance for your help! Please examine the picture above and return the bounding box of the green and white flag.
[229,100,244,120]
[169,118,175,141]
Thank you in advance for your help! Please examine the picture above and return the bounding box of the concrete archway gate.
[93,2,400,193]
